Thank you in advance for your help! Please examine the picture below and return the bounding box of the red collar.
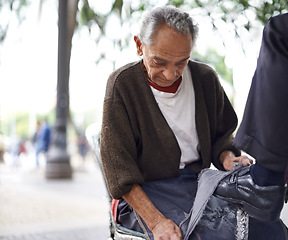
[147,77,182,93]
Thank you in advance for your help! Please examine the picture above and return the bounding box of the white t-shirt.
[150,66,200,169]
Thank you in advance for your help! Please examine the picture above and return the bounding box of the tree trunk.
[45,0,79,179]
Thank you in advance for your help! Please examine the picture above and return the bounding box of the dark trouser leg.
[234,13,288,184]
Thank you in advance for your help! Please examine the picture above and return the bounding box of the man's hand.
[123,184,183,240]
[220,150,253,171]
[152,218,183,240]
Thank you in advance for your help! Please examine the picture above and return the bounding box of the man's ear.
[134,36,143,56]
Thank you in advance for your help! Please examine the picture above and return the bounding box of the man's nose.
[163,67,177,81]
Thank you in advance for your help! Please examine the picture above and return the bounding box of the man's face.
[135,24,193,87]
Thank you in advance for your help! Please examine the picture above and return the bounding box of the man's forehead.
[145,44,191,59]
[152,24,193,42]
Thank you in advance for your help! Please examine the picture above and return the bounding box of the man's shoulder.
[105,60,144,99]
[109,60,142,81]
[188,60,219,82]
[188,60,216,74]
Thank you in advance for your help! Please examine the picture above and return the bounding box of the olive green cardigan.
[100,60,240,199]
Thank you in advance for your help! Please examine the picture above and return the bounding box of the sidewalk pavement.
[0,152,110,240]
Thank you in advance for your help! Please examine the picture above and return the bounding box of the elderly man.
[100,6,251,240]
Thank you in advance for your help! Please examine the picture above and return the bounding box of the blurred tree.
[1,0,287,74]
[1,0,287,136]
[1,112,29,138]
[77,0,288,55]
[192,0,288,27]
[0,0,30,43]
[189,0,287,49]
[1,0,287,50]
[45,0,79,179]
[76,0,287,95]
[193,49,234,103]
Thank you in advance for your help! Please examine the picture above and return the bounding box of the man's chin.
[154,79,176,87]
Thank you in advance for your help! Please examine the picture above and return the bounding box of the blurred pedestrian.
[35,119,51,167]
[32,121,41,146]
[77,132,88,161]
[9,134,21,167]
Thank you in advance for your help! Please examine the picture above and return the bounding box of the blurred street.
[0,152,110,240]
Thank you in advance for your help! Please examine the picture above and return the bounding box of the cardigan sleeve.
[191,61,241,171]
[211,78,241,170]
[100,74,145,200]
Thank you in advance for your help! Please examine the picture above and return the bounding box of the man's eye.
[177,61,187,66]
[153,61,166,66]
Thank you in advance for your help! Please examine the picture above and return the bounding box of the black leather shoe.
[214,166,287,222]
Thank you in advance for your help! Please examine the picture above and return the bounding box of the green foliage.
[0,0,30,43]
[193,48,234,103]
[256,0,288,24]
[112,0,124,18]
[15,113,29,138]
[78,0,106,33]
[167,0,185,8]
[192,0,288,29]
[14,0,29,17]
[1,112,29,138]
[79,0,96,25]
[77,0,288,53]
[0,109,55,139]
[2,0,287,120]
[193,48,233,85]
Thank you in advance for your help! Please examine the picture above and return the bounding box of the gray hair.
[139,6,199,46]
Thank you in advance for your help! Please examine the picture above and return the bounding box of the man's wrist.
[220,150,235,165]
